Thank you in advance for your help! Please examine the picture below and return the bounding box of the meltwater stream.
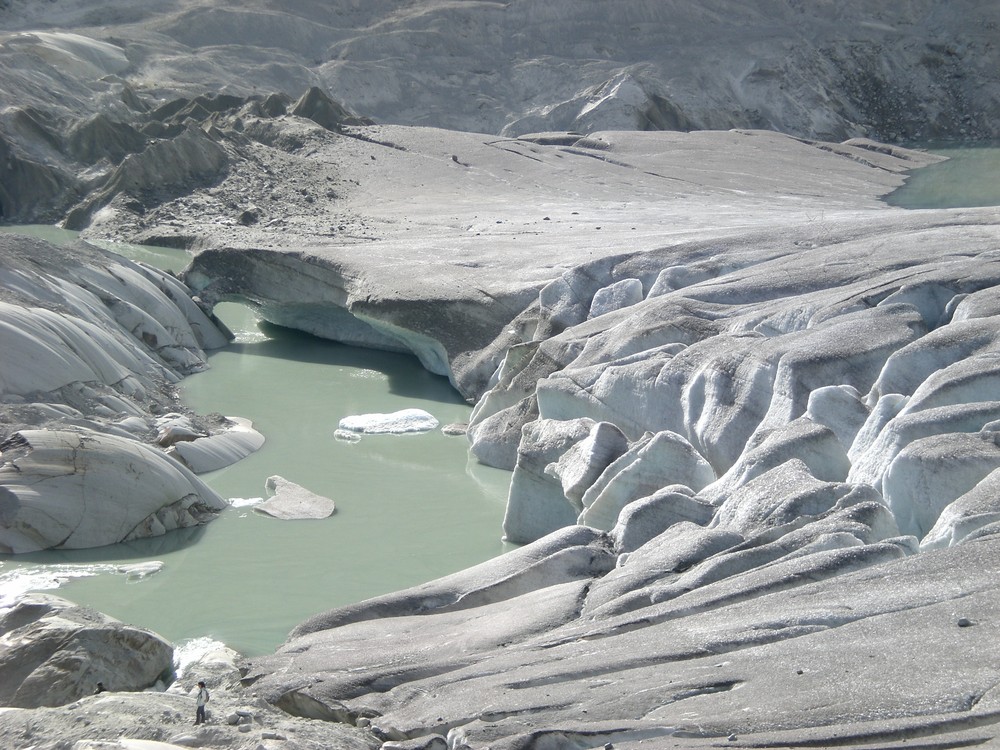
[0,232,511,657]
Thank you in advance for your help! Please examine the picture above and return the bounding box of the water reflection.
[235,320,464,403]
[9,526,207,566]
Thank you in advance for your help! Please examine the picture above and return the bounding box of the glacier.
[1,0,1000,748]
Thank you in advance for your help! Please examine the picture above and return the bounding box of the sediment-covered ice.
[204,133,1000,747]
[0,235,235,552]
[471,213,1000,548]
[163,415,265,473]
[0,428,227,553]
[254,475,336,520]
[0,3,997,740]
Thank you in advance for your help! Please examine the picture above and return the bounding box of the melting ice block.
[338,408,439,434]
[254,476,336,520]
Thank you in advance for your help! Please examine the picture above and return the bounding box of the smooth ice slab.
[254,475,336,520]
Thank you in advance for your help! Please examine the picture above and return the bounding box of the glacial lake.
[885,142,1000,209]
[0,229,512,657]
[2,142,995,658]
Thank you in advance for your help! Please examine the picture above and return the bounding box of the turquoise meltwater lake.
[0,231,512,657]
[885,142,1000,209]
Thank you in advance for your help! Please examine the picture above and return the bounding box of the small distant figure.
[195,681,210,725]
[94,682,106,694]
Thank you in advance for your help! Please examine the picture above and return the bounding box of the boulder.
[0,427,227,553]
[0,594,173,708]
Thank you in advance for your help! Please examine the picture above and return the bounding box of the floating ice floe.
[228,496,264,508]
[337,408,440,435]
[254,475,336,520]
[117,561,164,582]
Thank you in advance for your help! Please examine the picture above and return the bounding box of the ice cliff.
[212,131,1000,748]
[169,124,1000,747]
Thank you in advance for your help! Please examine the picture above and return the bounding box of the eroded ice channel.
[0,231,511,656]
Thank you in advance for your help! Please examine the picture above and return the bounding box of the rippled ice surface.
[0,232,511,656]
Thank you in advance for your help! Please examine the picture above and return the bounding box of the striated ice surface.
[0,235,233,552]
[0,3,997,737]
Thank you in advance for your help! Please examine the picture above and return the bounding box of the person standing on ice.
[195,681,210,724]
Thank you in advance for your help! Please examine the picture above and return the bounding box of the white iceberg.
[116,561,164,582]
[228,496,264,508]
[338,408,439,435]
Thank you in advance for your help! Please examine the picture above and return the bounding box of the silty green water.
[0,230,512,656]
[885,142,1000,209]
